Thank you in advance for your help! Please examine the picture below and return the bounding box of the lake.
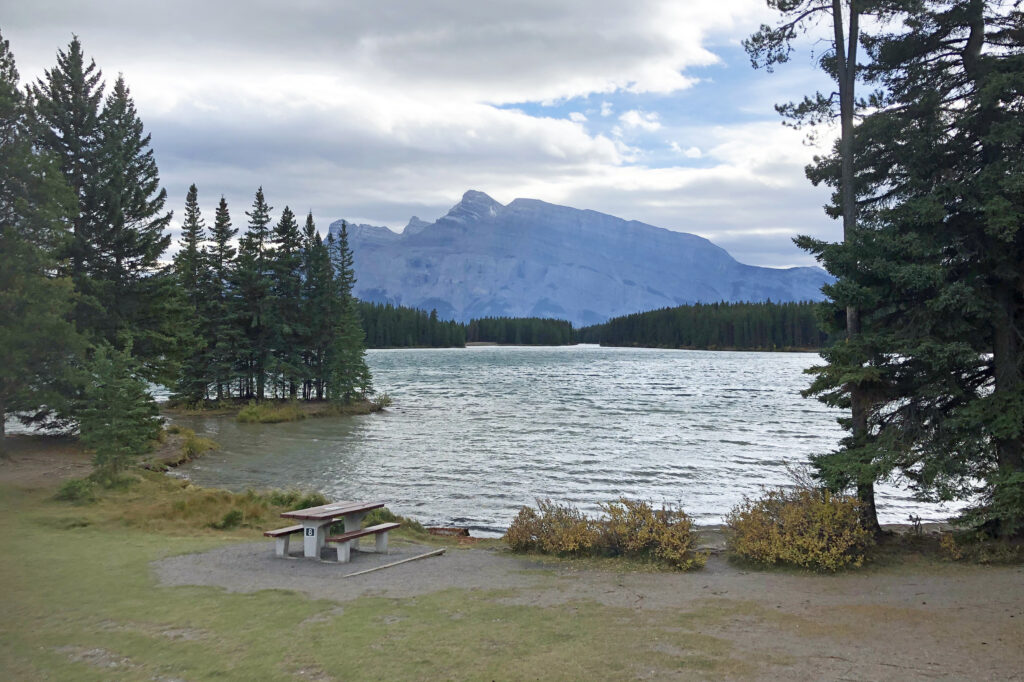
[172,345,956,535]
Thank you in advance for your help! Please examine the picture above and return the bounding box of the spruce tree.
[78,343,161,484]
[207,196,239,400]
[30,36,103,281]
[234,188,273,400]
[268,206,304,397]
[0,29,83,444]
[171,183,210,403]
[799,0,1024,535]
[301,213,333,399]
[326,224,371,403]
[747,0,882,531]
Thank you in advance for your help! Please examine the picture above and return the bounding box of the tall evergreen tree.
[268,206,304,397]
[301,213,333,399]
[207,195,239,400]
[30,36,103,281]
[92,75,181,381]
[171,183,210,403]
[33,40,184,383]
[233,188,274,399]
[326,223,371,402]
[747,0,882,531]
[799,0,1024,535]
[0,29,83,444]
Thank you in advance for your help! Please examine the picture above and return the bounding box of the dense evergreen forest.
[467,317,575,345]
[578,302,827,350]
[358,302,466,348]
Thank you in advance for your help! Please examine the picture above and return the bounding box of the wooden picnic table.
[280,500,385,558]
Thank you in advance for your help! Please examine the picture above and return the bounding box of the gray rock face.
[330,190,829,326]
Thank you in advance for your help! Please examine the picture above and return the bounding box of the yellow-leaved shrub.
[726,487,872,571]
[504,497,706,569]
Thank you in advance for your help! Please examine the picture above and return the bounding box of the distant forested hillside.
[357,302,466,348]
[578,301,827,350]
[467,317,575,345]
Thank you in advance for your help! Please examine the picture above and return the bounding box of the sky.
[3,0,841,268]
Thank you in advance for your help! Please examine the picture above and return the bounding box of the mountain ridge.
[330,190,829,326]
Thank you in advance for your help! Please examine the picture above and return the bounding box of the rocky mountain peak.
[442,190,504,224]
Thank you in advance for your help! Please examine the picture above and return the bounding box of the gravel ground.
[154,538,1024,680]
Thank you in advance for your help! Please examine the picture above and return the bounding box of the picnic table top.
[280,500,385,521]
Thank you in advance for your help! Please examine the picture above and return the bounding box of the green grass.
[0,478,755,680]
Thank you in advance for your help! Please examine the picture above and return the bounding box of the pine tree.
[326,224,371,403]
[78,343,161,485]
[0,29,83,445]
[301,213,333,399]
[800,0,1024,535]
[171,184,210,403]
[33,40,184,383]
[747,0,882,531]
[268,206,304,397]
[207,195,239,400]
[30,36,103,281]
[234,188,274,400]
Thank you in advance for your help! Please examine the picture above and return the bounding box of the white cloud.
[4,0,839,267]
[619,109,662,131]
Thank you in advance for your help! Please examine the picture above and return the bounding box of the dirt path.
[155,539,1024,680]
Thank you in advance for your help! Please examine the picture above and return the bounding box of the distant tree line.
[578,302,827,350]
[358,302,466,348]
[467,317,575,345]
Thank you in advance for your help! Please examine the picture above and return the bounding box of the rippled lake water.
[172,345,956,534]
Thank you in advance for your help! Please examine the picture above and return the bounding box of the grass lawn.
[0,477,750,680]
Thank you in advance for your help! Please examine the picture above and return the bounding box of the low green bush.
[363,506,426,534]
[372,393,394,408]
[54,478,97,504]
[210,508,244,530]
[182,432,219,458]
[264,489,329,510]
[726,487,872,571]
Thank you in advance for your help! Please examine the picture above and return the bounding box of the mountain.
[330,190,829,326]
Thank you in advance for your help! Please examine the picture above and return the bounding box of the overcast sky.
[3,0,840,267]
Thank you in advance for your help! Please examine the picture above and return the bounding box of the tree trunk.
[832,0,880,533]
[993,286,1023,536]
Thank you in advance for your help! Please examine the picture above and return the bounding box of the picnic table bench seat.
[327,522,400,563]
[264,524,304,557]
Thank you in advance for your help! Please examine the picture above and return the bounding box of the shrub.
[265,489,329,510]
[363,506,426,534]
[210,508,244,530]
[55,478,97,504]
[372,393,393,409]
[182,432,219,459]
[534,499,599,555]
[505,506,541,552]
[599,498,706,570]
[726,487,872,571]
[502,499,598,556]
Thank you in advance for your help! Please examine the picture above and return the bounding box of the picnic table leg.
[343,512,367,550]
[302,521,320,558]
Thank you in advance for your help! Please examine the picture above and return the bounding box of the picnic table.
[279,500,385,558]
